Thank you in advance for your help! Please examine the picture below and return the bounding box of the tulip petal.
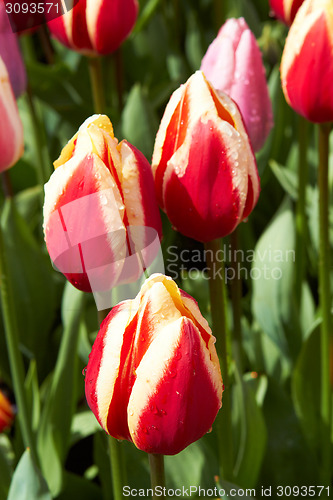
[128,316,222,455]
[0,58,24,173]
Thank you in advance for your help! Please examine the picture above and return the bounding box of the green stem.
[0,192,37,464]
[294,117,309,318]
[88,57,106,114]
[108,436,124,500]
[148,454,165,499]
[20,35,51,188]
[230,230,243,374]
[318,122,332,486]
[204,239,234,481]
[114,49,124,113]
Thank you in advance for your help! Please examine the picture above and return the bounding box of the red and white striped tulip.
[269,0,305,25]
[200,18,273,152]
[152,71,260,243]
[0,389,14,433]
[84,273,223,455]
[281,0,333,122]
[0,57,24,173]
[43,115,162,293]
[47,0,138,56]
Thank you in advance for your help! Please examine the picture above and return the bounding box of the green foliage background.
[0,0,332,498]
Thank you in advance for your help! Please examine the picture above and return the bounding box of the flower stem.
[0,190,38,465]
[108,436,124,500]
[204,239,234,481]
[230,229,243,374]
[88,56,106,114]
[148,454,165,499]
[294,116,309,350]
[318,123,332,486]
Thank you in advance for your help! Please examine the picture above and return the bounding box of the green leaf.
[269,160,298,200]
[251,198,296,358]
[121,83,159,159]
[0,435,14,500]
[259,378,318,487]
[7,449,51,500]
[233,374,267,488]
[217,479,258,500]
[37,283,85,496]
[165,439,217,490]
[292,321,322,453]
[52,471,103,500]
[0,198,57,377]
[24,360,41,433]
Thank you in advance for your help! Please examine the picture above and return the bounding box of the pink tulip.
[200,18,273,152]
[0,2,26,97]
[0,57,24,173]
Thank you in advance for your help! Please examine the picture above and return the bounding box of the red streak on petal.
[154,87,189,207]
[163,119,240,242]
[133,318,221,455]
[208,86,235,128]
[71,0,93,51]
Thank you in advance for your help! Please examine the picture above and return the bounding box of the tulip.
[0,2,26,97]
[43,115,162,294]
[47,0,139,56]
[0,57,24,173]
[152,70,260,243]
[84,273,223,455]
[0,389,14,433]
[200,18,273,152]
[269,0,305,25]
[280,0,333,123]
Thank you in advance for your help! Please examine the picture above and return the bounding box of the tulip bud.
[85,273,223,455]
[269,0,305,25]
[200,18,273,152]
[43,115,162,295]
[0,389,15,433]
[152,71,260,243]
[0,57,24,173]
[47,0,139,56]
[0,2,26,97]
[280,0,333,123]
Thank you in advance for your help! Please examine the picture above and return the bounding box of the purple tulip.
[0,2,26,98]
[200,18,273,152]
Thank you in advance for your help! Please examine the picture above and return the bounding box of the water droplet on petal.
[82,367,87,377]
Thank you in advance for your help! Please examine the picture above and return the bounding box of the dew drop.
[160,409,167,416]
[141,426,149,434]
[82,367,87,377]
[175,351,182,361]
[222,384,225,391]
[207,427,213,434]
[129,410,134,416]
[168,368,177,378]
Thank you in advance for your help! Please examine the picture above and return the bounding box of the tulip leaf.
[259,378,318,487]
[232,374,267,488]
[55,471,103,500]
[165,439,217,489]
[24,360,41,433]
[133,0,162,34]
[0,198,57,378]
[121,83,159,160]
[216,479,258,500]
[7,449,51,500]
[0,435,13,500]
[269,160,298,200]
[251,197,296,359]
[292,320,322,454]
[37,283,85,496]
